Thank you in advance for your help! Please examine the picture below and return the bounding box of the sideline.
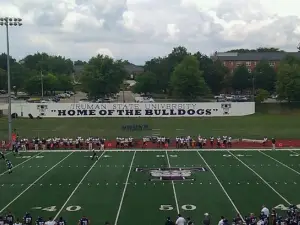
[16,148,300,152]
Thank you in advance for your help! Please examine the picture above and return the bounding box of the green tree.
[227,48,284,53]
[232,65,251,92]
[276,63,300,102]
[81,54,127,99]
[0,53,16,71]
[0,68,6,90]
[253,61,276,93]
[255,89,269,103]
[22,53,73,75]
[133,71,157,94]
[170,55,209,101]
[195,52,227,94]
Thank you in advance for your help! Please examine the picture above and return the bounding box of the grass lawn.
[0,114,300,139]
[0,149,300,225]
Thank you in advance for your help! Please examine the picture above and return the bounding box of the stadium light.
[0,17,23,148]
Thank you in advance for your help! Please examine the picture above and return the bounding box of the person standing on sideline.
[13,219,22,225]
[218,216,225,225]
[271,138,276,150]
[165,217,175,225]
[175,214,185,225]
[203,213,210,225]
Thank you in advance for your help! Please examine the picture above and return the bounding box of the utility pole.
[0,17,22,146]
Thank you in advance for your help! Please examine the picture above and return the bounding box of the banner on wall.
[9,102,255,118]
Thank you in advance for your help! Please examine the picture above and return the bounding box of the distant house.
[212,51,300,73]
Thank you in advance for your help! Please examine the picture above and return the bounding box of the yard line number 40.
[32,206,81,212]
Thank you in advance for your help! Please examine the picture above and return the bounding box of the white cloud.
[0,0,300,64]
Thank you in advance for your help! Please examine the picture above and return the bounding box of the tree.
[0,68,6,90]
[22,53,73,75]
[253,61,276,93]
[170,55,209,101]
[276,63,300,102]
[144,57,169,93]
[227,48,284,53]
[255,89,269,103]
[81,54,127,99]
[0,53,16,71]
[232,65,251,92]
[195,52,228,94]
[133,71,157,94]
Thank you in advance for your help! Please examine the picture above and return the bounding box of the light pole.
[0,17,22,147]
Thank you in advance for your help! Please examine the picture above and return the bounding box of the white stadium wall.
[3,102,255,118]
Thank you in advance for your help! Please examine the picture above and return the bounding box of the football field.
[1,149,300,225]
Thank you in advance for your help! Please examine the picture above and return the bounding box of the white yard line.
[16,148,300,153]
[165,151,180,214]
[0,152,43,176]
[114,151,136,225]
[54,151,106,220]
[226,151,291,205]
[258,151,300,175]
[0,152,74,213]
[288,150,300,154]
[196,151,245,222]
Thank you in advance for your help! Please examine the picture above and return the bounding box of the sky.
[1,0,300,65]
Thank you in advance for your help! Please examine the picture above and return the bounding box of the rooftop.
[214,52,300,61]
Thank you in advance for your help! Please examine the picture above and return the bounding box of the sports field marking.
[16,148,300,153]
[258,151,300,175]
[114,151,136,225]
[227,151,291,205]
[196,151,245,222]
[0,152,43,176]
[289,150,300,155]
[0,152,74,213]
[54,151,106,220]
[165,151,180,214]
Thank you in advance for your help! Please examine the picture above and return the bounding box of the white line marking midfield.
[0,152,74,213]
[196,151,245,222]
[165,151,180,214]
[0,152,43,176]
[114,151,136,225]
[258,151,300,175]
[54,151,106,220]
[227,151,291,204]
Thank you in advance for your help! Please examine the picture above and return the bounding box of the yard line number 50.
[159,204,196,211]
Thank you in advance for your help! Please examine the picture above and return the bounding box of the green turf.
[1,149,300,225]
[1,114,300,139]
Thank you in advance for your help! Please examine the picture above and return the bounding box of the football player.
[0,152,5,160]
[165,217,175,225]
[23,213,33,225]
[36,217,45,225]
[56,217,66,225]
[0,216,5,225]
[91,150,98,160]
[78,216,89,225]
[6,160,13,174]
[5,212,14,225]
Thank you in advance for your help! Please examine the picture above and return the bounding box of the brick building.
[212,51,300,73]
